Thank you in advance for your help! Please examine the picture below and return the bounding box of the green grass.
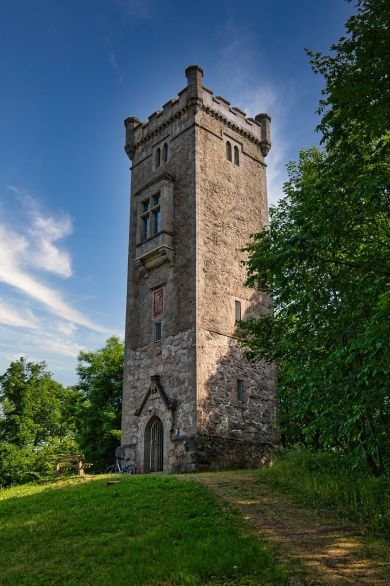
[255,449,390,537]
[0,475,288,586]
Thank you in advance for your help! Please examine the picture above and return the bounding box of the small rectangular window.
[142,200,150,212]
[237,379,245,403]
[152,193,160,206]
[153,209,161,234]
[154,321,162,342]
[235,300,242,321]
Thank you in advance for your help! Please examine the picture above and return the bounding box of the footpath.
[196,471,390,586]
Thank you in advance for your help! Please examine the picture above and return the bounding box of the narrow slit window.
[142,215,150,240]
[155,148,161,168]
[235,300,242,321]
[151,193,161,236]
[237,379,244,403]
[226,141,232,161]
[162,143,168,163]
[153,209,161,234]
[234,145,239,166]
[154,321,162,342]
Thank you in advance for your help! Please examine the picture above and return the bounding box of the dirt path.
[195,471,390,586]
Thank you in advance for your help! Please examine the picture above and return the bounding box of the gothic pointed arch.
[144,415,164,472]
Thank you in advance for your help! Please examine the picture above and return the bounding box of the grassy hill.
[0,475,288,586]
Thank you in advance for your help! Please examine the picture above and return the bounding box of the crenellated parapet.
[124,65,271,161]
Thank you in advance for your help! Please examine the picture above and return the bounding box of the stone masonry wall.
[122,66,278,473]
[122,329,196,473]
[195,86,278,467]
[122,81,200,472]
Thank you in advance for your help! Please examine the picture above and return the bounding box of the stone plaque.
[153,289,164,317]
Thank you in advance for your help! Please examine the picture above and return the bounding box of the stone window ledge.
[135,231,173,273]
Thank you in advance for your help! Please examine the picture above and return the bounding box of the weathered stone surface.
[122,65,278,473]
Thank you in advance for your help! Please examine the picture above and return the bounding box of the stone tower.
[121,65,278,473]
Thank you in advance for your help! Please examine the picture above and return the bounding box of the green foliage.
[0,443,35,486]
[257,450,390,537]
[0,358,78,487]
[0,475,288,585]
[238,0,390,475]
[75,336,124,471]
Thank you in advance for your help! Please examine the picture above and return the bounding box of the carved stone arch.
[144,415,164,472]
[136,395,174,473]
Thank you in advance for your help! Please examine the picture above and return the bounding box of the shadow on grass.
[0,475,288,586]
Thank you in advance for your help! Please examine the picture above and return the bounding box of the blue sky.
[0,0,353,385]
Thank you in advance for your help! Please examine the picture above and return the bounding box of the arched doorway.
[144,416,164,472]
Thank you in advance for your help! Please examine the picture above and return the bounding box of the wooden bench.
[56,454,93,476]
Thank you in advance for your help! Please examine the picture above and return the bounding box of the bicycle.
[106,443,137,475]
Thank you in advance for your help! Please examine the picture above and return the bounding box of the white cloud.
[0,191,110,334]
[0,224,107,332]
[0,299,38,329]
[0,318,111,384]
[28,213,73,278]
[236,87,289,207]
[57,320,77,336]
[0,324,84,359]
[0,188,119,384]
[215,24,292,206]
[38,335,84,358]
[22,194,73,278]
[103,37,126,83]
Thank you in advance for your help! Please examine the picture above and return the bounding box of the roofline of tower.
[124,66,272,160]
[127,102,269,154]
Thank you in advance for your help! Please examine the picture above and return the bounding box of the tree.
[75,337,124,471]
[238,0,390,475]
[0,357,75,447]
[0,358,78,486]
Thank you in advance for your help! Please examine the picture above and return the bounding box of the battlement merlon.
[124,116,142,159]
[185,64,204,100]
[124,65,271,160]
[255,113,272,157]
